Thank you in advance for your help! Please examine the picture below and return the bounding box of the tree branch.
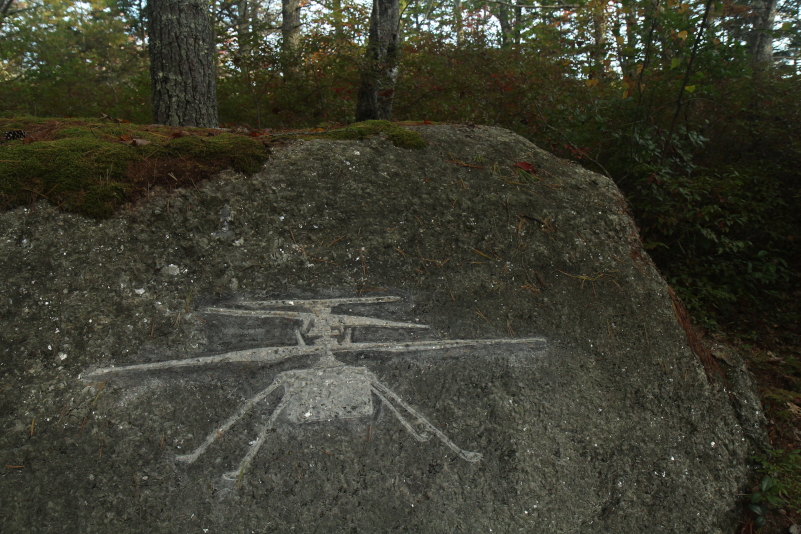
[491,1,579,9]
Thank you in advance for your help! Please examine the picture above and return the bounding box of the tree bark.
[496,2,513,48]
[453,0,464,46]
[281,0,302,54]
[147,0,218,127]
[590,0,608,75]
[236,0,250,54]
[332,0,344,39]
[749,0,777,64]
[355,0,400,121]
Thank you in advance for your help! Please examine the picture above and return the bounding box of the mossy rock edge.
[320,120,427,149]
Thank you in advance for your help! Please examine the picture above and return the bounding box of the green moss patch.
[0,118,425,219]
[313,120,427,149]
[0,118,271,218]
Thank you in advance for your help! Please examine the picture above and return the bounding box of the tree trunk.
[496,2,513,48]
[453,0,464,46]
[0,0,14,25]
[332,0,344,39]
[590,0,608,75]
[147,0,218,127]
[355,0,400,121]
[236,0,250,54]
[749,0,777,64]
[281,0,301,54]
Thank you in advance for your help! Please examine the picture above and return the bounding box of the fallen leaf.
[514,161,536,173]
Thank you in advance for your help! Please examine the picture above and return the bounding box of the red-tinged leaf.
[119,134,132,142]
[514,161,536,172]
[423,120,432,125]
[130,138,151,147]
[248,131,262,137]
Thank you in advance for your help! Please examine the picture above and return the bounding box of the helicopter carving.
[82,296,547,480]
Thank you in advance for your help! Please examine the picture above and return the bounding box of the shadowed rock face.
[0,125,762,533]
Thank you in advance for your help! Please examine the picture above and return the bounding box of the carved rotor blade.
[236,296,402,307]
[81,344,321,379]
[332,337,547,354]
[204,306,429,330]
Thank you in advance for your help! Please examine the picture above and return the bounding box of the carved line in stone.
[81,296,547,480]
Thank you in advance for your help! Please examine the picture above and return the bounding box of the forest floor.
[723,290,801,533]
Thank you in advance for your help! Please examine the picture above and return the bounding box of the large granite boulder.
[0,125,763,532]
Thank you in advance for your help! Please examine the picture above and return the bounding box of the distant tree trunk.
[453,0,464,46]
[749,0,777,64]
[147,0,218,127]
[590,0,608,75]
[236,0,250,54]
[332,0,344,39]
[0,0,15,26]
[496,2,513,48]
[621,0,638,74]
[282,0,301,54]
[355,0,400,121]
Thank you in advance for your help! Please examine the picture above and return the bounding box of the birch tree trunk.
[590,0,608,75]
[749,0,777,64]
[453,0,464,46]
[282,0,302,54]
[147,0,218,127]
[236,0,250,54]
[355,0,400,121]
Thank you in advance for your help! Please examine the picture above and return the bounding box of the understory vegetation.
[1,0,800,529]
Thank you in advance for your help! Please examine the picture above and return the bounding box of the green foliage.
[624,166,792,322]
[750,476,787,527]
[750,449,801,525]
[216,36,365,128]
[0,0,150,121]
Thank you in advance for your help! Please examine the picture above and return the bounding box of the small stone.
[160,264,180,276]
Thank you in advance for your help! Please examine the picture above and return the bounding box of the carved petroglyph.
[83,296,547,480]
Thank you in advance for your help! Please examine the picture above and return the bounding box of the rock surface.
[0,125,763,532]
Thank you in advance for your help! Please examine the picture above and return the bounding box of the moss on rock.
[319,120,427,149]
[0,119,271,219]
[165,134,268,174]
